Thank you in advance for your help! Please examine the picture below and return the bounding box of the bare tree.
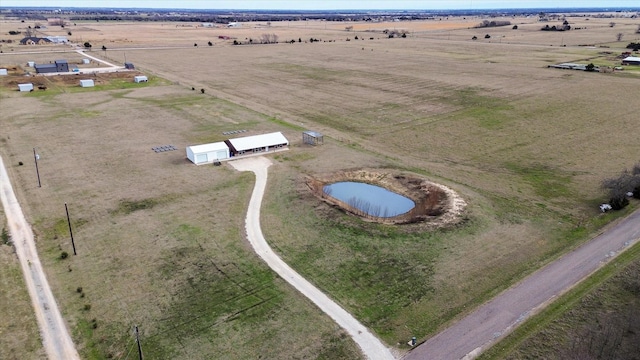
[345,25,353,31]
[260,33,279,44]
[609,22,616,27]
[616,32,624,41]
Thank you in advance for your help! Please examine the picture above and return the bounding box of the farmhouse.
[225,132,289,156]
[20,37,52,45]
[18,83,34,92]
[186,142,230,164]
[622,56,640,65]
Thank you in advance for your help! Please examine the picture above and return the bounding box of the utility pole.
[33,148,41,187]
[135,325,143,360]
[65,203,77,255]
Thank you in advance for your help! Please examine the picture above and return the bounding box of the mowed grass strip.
[478,239,640,360]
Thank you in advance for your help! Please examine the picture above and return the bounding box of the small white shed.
[80,79,94,87]
[82,58,90,64]
[186,142,230,165]
[18,83,34,92]
[0,69,7,76]
[134,75,148,83]
[27,61,35,67]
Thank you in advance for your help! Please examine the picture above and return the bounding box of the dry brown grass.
[1,14,639,358]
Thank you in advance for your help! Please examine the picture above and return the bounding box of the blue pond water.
[323,182,415,218]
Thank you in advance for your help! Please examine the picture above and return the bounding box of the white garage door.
[195,154,208,163]
[215,150,227,160]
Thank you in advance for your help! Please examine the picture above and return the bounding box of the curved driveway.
[404,208,640,360]
[230,156,395,360]
[0,155,80,360]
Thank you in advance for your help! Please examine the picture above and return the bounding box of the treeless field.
[1,14,639,359]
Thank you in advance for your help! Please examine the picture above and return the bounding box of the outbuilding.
[79,79,95,87]
[35,63,57,74]
[18,83,34,92]
[225,132,289,156]
[82,58,90,64]
[622,56,640,66]
[124,62,135,69]
[55,59,69,72]
[134,75,148,83]
[0,69,7,76]
[186,142,230,164]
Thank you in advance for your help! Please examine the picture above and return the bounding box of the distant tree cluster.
[476,19,511,28]
[601,162,640,210]
[626,42,640,51]
[541,20,571,31]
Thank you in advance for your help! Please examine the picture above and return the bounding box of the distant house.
[622,56,640,65]
[20,37,52,45]
[227,22,241,28]
[201,23,214,27]
[124,62,135,70]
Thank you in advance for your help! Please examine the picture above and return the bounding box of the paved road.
[230,156,396,360]
[404,208,640,360]
[0,155,81,360]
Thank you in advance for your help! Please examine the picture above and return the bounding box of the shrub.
[18,161,23,166]
[76,287,83,293]
[83,42,91,48]
[60,251,69,259]
[485,34,491,39]
[84,304,92,311]
[609,196,629,210]
[1,227,10,245]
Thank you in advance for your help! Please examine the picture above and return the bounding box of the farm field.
[1,14,639,359]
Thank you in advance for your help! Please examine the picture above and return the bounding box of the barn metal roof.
[623,56,640,62]
[187,142,229,153]
[227,132,288,151]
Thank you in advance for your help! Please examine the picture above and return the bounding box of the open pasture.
[1,14,639,359]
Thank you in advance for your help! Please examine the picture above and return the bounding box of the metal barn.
[225,132,289,156]
[186,142,230,165]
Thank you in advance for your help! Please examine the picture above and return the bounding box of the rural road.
[0,155,81,360]
[230,156,395,360]
[404,208,640,360]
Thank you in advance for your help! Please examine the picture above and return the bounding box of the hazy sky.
[1,0,638,10]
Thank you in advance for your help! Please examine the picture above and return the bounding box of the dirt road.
[404,209,640,360]
[0,155,80,360]
[230,156,395,360]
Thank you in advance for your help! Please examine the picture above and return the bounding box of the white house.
[134,75,148,83]
[186,142,230,165]
[18,83,34,92]
[225,132,289,156]
[80,79,94,87]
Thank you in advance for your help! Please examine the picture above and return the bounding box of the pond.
[323,181,415,218]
